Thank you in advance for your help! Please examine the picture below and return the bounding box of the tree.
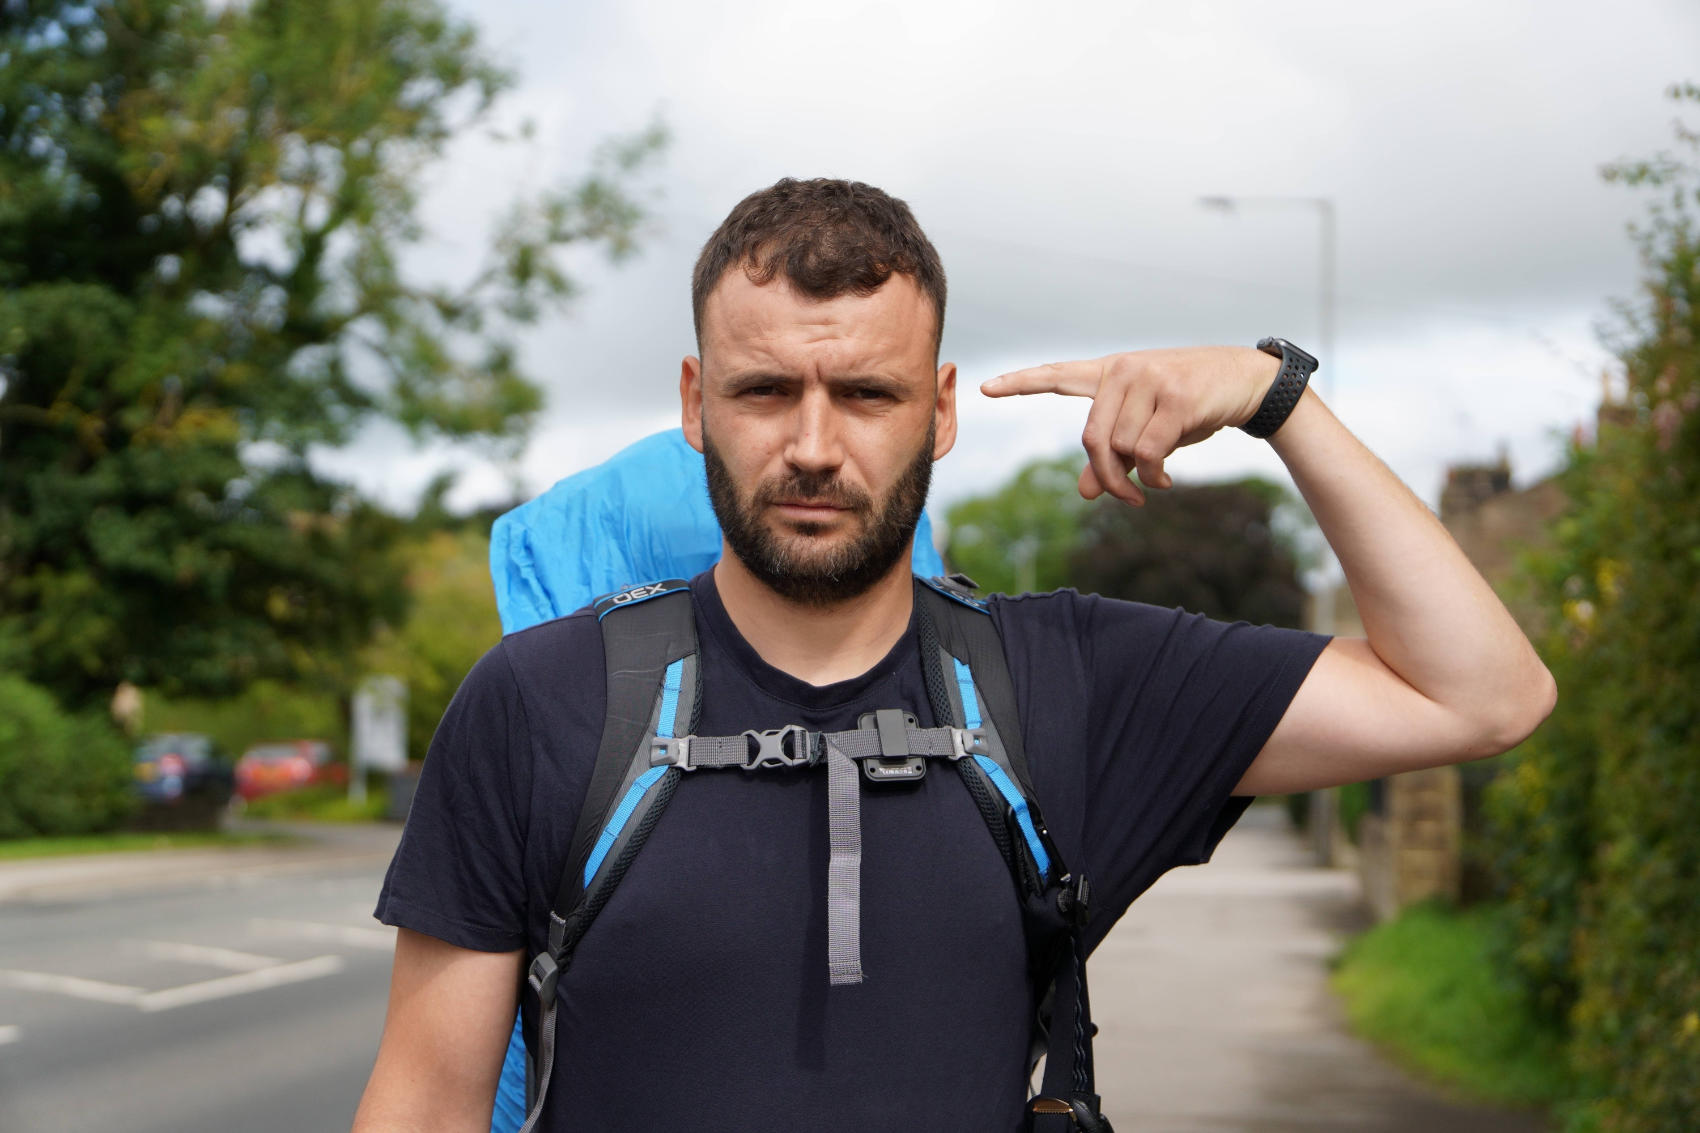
[946,452,1308,627]
[945,455,1086,594]
[1068,478,1307,626]
[0,0,662,708]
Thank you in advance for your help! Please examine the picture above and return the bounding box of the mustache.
[752,471,871,511]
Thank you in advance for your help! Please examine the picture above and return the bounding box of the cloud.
[318,0,1694,518]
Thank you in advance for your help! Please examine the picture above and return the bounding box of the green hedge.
[0,674,135,838]
[1487,87,1700,1132]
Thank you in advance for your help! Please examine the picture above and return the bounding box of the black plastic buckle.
[1055,874,1092,930]
[856,709,927,784]
[741,725,811,770]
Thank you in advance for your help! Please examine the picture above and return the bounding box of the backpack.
[488,430,1111,1133]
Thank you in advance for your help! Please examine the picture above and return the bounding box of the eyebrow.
[722,371,911,394]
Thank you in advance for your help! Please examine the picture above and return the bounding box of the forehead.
[699,270,936,376]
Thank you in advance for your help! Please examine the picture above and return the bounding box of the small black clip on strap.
[1030,1094,1115,1132]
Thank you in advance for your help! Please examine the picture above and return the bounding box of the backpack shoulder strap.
[559,579,698,918]
[915,576,1112,1133]
[519,579,698,1133]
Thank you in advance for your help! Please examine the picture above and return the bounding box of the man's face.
[681,269,957,606]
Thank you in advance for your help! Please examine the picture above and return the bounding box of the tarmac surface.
[0,809,1550,1131]
[1093,804,1548,1132]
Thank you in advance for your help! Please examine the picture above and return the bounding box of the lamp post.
[1201,194,1341,863]
[1197,195,1335,399]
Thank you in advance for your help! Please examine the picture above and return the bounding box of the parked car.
[133,733,235,808]
[234,740,347,801]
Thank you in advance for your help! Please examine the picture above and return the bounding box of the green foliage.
[0,0,662,709]
[147,677,346,757]
[360,525,501,760]
[0,829,291,860]
[945,455,1086,594]
[945,452,1309,628]
[1332,902,1570,1109]
[1488,83,1700,1132]
[241,784,387,822]
[0,674,135,838]
[145,524,499,763]
[1068,477,1307,626]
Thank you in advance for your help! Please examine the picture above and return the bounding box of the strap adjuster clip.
[1056,873,1092,929]
[527,952,559,1002]
[742,724,811,770]
[949,727,990,761]
[649,735,691,768]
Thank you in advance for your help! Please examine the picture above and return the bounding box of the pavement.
[1093,803,1549,1132]
[0,819,402,904]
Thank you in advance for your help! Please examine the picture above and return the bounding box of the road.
[0,812,1545,1132]
[0,824,401,1133]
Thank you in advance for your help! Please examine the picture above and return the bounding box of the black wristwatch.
[1241,337,1318,439]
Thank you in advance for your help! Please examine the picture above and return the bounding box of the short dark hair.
[691,178,947,357]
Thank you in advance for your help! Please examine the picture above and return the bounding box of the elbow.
[1471,659,1557,758]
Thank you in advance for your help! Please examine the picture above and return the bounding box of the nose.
[782,385,844,475]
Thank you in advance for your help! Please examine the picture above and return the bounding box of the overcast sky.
[314,0,1700,531]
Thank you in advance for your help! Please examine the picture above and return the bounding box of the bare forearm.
[1270,389,1555,747]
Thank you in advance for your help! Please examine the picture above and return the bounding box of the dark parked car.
[234,740,347,802]
[133,733,235,808]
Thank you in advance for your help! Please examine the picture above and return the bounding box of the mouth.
[770,499,850,520]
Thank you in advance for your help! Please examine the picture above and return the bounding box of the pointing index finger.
[981,359,1102,398]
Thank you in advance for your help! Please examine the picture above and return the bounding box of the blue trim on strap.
[972,754,1051,882]
[583,766,669,887]
[656,659,683,740]
[952,657,982,728]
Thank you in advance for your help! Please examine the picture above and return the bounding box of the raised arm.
[981,346,1555,794]
[352,929,523,1133]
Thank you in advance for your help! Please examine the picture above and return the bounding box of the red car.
[234,740,347,801]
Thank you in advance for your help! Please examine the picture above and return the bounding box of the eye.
[848,386,896,402]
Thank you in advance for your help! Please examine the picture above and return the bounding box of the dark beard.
[702,423,935,608]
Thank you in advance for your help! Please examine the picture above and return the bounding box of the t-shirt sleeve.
[373,641,533,953]
[1077,593,1328,921]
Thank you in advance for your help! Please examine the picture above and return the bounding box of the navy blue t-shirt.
[375,571,1327,1132]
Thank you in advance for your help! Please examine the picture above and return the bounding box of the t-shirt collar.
[689,567,919,709]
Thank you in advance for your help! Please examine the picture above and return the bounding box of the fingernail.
[980,376,1003,391]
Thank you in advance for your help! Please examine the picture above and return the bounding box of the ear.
[680,355,704,453]
[932,361,958,460]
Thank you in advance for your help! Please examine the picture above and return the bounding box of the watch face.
[1260,337,1319,369]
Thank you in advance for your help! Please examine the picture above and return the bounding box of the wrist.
[1240,337,1318,439]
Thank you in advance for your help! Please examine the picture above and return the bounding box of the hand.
[980,346,1280,505]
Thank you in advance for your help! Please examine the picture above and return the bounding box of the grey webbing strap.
[517,993,557,1133]
[825,737,863,986]
[650,724,979,771]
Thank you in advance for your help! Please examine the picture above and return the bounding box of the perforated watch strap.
[1241,338,1316,439]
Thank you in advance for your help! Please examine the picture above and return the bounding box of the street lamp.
[1202,194,1344,863]
[1198,195,1335,399]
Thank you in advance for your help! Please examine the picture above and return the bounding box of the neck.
[712,545,915,686]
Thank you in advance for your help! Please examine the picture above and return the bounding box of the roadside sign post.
[351,675,408,805]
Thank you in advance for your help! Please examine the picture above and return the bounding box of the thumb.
[1077,462,1105,501]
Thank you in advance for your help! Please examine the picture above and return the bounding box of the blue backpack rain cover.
[485,427,945,1132]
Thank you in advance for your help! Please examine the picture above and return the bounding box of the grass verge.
[1332,901,1569,1110]
[0,829,293,860]
[240,784,389,823]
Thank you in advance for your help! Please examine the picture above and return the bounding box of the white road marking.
[0,970,143,1006]
[249,918,395,951]
[137,955,345,1012]
[0,1025,20,1046]
[128,939,281,972]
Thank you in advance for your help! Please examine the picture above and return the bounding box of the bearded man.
[352,178,1554,1133]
